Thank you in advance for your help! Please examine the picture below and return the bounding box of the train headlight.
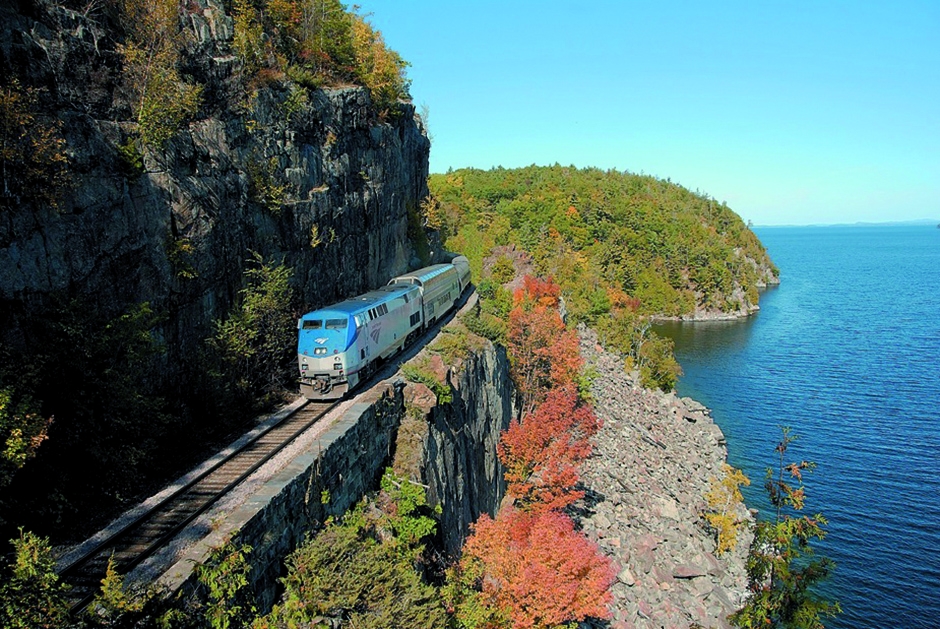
[301,363,308,371]
[333,362,342,371]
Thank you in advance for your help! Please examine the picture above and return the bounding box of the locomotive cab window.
[302,319,322,330]
[325,318,347,329]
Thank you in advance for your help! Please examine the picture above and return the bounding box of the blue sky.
[357,1,939,226]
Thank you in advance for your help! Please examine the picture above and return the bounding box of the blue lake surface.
[655,225,940,629]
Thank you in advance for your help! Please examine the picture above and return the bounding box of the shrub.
[0,78,69,211]
[116,137,144,179]
[117,0,202,148]
[430,326,478,364]
[476,279,513,319]
[85,557,156,627]
[195,542,256,629]
[703,463,750,556]
[0,529,69,629]
[166,236,198,280]
[257,475,447,629]
[401,360,451,404]
[461,308,506,344]
[378,469,440,547]
[0,390,51,492]
[490,255,515,284]
[246,157,288,214]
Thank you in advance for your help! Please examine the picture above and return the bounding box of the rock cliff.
[419,342,515,554]
[0,0,430,381]
[394,325,515,554]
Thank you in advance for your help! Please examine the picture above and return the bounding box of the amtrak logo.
[315,337,327,344]
[369,324,381,343]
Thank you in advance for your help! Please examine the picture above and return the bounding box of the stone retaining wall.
[152,383,405,611]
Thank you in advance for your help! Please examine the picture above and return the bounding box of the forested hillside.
[430,165,777,320]
[429,165,778,389]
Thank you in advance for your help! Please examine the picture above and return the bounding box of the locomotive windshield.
[325,318,347,329]
[302,319,322,329]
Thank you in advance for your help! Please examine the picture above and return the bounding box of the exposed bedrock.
[0,0,430,389]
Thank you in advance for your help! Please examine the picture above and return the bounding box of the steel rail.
[61,399,337,615]
[59,287,476,616]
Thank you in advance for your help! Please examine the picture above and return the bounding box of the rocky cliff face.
[0,0,430,377]
[396,330,516,555]
[422,343,515,554]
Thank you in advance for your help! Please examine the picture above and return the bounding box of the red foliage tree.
[461,508,614,629]
[449,272,613,627]
[497,384,599,512]
[507,276,582,407]
[513,275,561,308]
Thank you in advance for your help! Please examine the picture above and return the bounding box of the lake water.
[656,225,940,629]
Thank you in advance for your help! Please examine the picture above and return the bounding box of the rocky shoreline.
[576,326,752,629]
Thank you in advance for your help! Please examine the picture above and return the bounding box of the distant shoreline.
[754,219,939,229]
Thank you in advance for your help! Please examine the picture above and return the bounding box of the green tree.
[730,428,841,629]
[208,252,295,405]
[0,529,70,629]
[255,474,447,629]
[117,0,202,147]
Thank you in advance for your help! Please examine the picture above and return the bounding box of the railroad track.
[59,399,337,615]
[58,289,476,616]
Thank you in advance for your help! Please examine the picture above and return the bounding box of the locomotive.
[297,256,471,399]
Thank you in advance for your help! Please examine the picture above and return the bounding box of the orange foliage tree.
[497,384,598,512]
[453,508,614,629]
[507,276,582,409]
[447,273,613,628]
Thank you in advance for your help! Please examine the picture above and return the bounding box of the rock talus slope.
[577,326,752,629]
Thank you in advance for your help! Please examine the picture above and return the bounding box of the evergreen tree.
[731,428,841,629]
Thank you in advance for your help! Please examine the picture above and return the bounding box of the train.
[297,256,472,399]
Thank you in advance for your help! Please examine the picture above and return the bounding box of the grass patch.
[401,359,451,405]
